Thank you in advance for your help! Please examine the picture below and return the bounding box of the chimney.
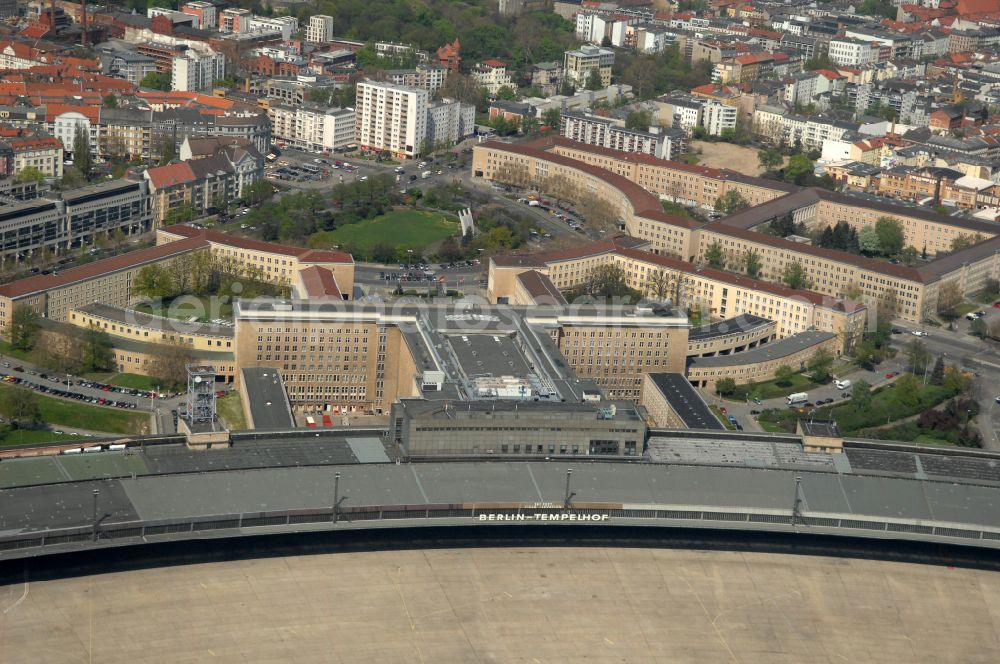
[81,1,88,47]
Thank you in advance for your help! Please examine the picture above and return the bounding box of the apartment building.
[470,60,514,94]
[144,144,264,223]
[270,104,356,152]
[828,38,883,67]
[560,111,685,160]
[180,1,216,29]
[425,99,475,149]
[564,46,615,88]
[355,80,428,159]
[306,15,335,44]
[171,47,227,92]
[701,101,737,137]
[3,134,63,179]
[385,64,448,93]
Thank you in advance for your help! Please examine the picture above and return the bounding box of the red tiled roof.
[492,235,647,267]
[44,103,99,123]
[480,59,505,68]
[5,136,62,152]
[161,225,354,264]
[479,139,703,230]
[0,236,208,299]
[146,162,196,188]
[516,270,567,305]
[614,246,834,305]
[298,265,343,300]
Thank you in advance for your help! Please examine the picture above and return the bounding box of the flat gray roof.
[448,334,533,378]
[241,368,294,429]
[688,331,835,368]
[77,303,234,338]
[6,457,1000,537]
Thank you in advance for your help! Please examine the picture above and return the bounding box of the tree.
[81,325,114,372]
[907,339,931,375]
[147,340,195,389]
[645,268,676,301]
[782,261,811,290]
[982,278,1000,300]
[0,386,40,426]
[858,225,880,255]
[241,180,274,206]
[874,217,905,256]
[72,124,92,177]
[9,304,39,350]
[743,248,762,278]
[714,190,749,214]
[15,166,45,184]
[807,347,834,382]
[716,377,736,396]
[585,68,603,91]
[853,339,881,370]
[783,153,814,184]
[495,85,517,101]
[541,107,561,129]
[140,71,171,91]
[951,233,983,252]
[930,356,946,386]
[757,148,783,173]
[704,241,725,268]
[774,364,795,386]
[582,263,631,298]
[936,280,964,319]
[851,380,872,409]
[895,373,922,407]
[625,109,652,131]
[102,94,118,109]
[132,264,176,299]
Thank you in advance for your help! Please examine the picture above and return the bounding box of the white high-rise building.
[355,80,428,159]
[306,15,335,43]
[270,104,356,152]
[426,99,476,149]
[171,48,226,92]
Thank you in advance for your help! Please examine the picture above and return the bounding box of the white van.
[834,379,852,390]
[786,392,809,405]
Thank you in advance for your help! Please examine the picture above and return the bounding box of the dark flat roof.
[688,314,773,341]
[688,331,835,368]
[646,373,725,430]
[241,368,294,430]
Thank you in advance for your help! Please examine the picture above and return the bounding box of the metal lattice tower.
[186,365,217,427]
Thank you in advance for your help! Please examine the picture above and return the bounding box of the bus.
[786,392,809,405]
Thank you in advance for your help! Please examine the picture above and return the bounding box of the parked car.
[911,330,927,337]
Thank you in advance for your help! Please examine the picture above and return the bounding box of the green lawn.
[951,303,978,318]
[134,296,233,322]
[0,428,81,447]
[0,339,33,363]
[82,372,162,391]
[726,372,823,401]
[217,392,247,431]
[0,383,150,435]
[312,209,459,253]
[758,374,963,436]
